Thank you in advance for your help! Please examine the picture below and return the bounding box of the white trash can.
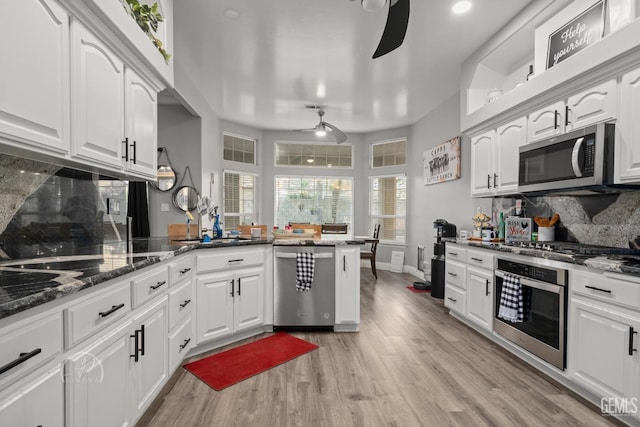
[390,251,404,273]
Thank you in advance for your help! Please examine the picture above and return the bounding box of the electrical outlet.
[160,203,169,212]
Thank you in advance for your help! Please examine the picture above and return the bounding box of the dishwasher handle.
[275,253,333,259]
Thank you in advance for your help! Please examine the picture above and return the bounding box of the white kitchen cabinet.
[569,298,640,416]
[335,246,360,328]
[527,81,617,143]
[444,244,467,317]
[123,68,157,179]
[616,66,640,183]
[66,321,132,427]
[470,118,525,197]
[71,20,125,170]
[197,266,264,344]
[0,366,64,427]
[466,266,493,332]
[130,298,168,420]
[0,0,70,155]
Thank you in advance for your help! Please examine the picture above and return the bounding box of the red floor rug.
[183,332,318,391]
[407,285,430,293]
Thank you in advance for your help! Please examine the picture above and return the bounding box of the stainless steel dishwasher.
[274,245,335,330]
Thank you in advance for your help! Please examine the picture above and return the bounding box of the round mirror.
[172,186,199,212]
[150,165,177,192]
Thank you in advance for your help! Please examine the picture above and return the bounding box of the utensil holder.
[538,227,555,242]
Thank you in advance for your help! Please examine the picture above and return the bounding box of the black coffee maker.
[431,219,456,299]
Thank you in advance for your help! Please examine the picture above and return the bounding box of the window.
[274,176,353,230]
[223,134,256,165]
[372,139,407,168]
[369,175,406,243]
[223,171,257,230]
[275,142,352,168]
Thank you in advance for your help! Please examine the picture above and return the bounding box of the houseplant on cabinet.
[121,0,171,63]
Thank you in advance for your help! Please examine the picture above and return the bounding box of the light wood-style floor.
[141,270,617,427]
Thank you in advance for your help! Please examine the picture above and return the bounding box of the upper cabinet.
[124,69,158,179]
[616,66,640,184]
[0,0,70,155]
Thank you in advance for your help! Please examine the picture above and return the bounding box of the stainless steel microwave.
[518,123,616,194]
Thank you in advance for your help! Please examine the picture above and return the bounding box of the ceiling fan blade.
[294,128,318,133]
[322,121,348,144]
[372,0,410,59]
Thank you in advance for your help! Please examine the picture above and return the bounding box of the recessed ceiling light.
[223,8,241,20]
[452,1,472,14]
[307,159,315,163]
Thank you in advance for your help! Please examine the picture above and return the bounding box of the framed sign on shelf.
[423,136,461,185]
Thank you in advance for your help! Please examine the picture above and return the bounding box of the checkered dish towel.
[296,252,315,291]
[498,274,524,323]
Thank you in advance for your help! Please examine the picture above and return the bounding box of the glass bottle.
[498,212,505,239]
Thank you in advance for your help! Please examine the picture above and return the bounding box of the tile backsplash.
[0,154,127,260]
[493,192,640,248]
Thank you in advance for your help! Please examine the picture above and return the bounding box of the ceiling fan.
[352,0,410,58]
[295,105,347,144]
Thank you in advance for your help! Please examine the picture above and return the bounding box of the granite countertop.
[0,237,272,320]
[448,239,640,278]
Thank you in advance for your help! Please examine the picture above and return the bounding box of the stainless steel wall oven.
[494,257,568,370]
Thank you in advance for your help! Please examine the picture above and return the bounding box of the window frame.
[370,138,407,169]
[274,140,354,169]
[223,132,257,166]
[222,169,259,228]
[368,173,407,244]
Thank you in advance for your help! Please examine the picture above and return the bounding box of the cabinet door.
[71,21,125,169]
[124,69,157,179]
[335,247,360,325]
[527,101,564,142]
[131,299,168,419]
[616,67,640,183]
[234,267,265,333]
[66,322,131,427]
[0,0,69,155]
[0,366,64,427]
[470,131,495,197]
[566,79,616,131]
[197,272,234,343]
[466,267,493,332]
[495,118,526,195]
[569,298,640,402]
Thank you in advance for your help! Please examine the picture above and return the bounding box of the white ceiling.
[170,0,532,133]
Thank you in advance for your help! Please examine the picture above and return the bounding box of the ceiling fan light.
[315,129,327,137]
[361,0,386,12]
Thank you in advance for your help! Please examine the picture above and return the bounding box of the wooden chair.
[360,224,381,279]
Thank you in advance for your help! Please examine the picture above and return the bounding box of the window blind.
[223,171,256,230]
[369,175,406,243]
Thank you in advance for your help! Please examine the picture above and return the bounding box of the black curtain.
[127,182,150,238]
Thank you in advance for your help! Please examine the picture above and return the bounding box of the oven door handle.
[571,137,584,178]
[495,270,562,294]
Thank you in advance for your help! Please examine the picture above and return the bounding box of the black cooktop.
[507,241,640,256]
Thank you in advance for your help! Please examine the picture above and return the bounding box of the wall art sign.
[505,217,532,243]
[423,136,461,185]
[547,0,604,69]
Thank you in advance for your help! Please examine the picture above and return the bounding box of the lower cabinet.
[335,246,360,327]
[0,365,64,427]
[466,266,493,332]
[196,266,264,344]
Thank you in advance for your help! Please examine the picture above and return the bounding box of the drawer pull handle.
[140,324,145,356]
[180,338,191,350]
[447,297,457,302]
[228,259,244,263]
[585,285,612,294]
[237,278,241,296]
[447,272,457,277]
[98,303,125,318]
[448,252,458,256]
[485,279,490,296]
[179,268,191,274]
[179,299,192,308]
[0,348,42,375]
[150,281,166,290]
[471,257,482,262]
[630,327,638,356]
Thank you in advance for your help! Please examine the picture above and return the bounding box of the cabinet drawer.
[169,256,193,286]
[132,266,169,308]
[0,313,62,388]
[65,283,131,348]
[169,318,193,372]
[196,248,264,274]
[445,245,466,261]
[168,280,193,331]
[466,249,494,270]
[445,261,466,289]
[572,270,640,310]
[445,285,466,315]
